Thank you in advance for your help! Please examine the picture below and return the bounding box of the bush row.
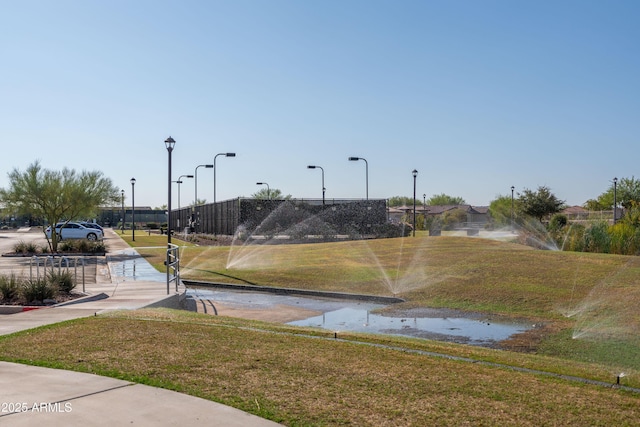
[14,240,106,255]
[0,271,77,305]
[547,207,640,255]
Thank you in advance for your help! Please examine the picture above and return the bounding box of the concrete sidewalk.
[0,229,282,426]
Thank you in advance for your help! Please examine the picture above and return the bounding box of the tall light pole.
[256,182,270,199]
[511,186,515,230]
[165,137,176,245]
[175,175,193,210]
[130,178,136,241]
[348,157,368,200]
[214,152,236,204]
[307,165,325,205]
[412,169,418,237]
[423,193,426,218]
[613,177,618,224]
[194,164,213,206]
[120,189,125,234]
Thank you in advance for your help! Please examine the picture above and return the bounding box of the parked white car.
[45,222,104,241]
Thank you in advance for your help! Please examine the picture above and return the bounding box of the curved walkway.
[0,228,281,426]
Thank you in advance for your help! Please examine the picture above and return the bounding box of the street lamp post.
[165,137,176,245]
[120,189,125,234]
[348,157,368,200]
[613,177,618,224]
[256,182,270,199]
[511,186,515,230]
[213,152,236,235]
[307,165,325,205]
[423,194,426,218]
[130,178,136,241]
[213,152,236,204]
[412,169,418,237]
[194,164,213,206]
[176,175,194,209]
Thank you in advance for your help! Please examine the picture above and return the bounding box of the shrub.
[609,222,640,255]
[55,240,105,254]
[548,214,568,231]
[372,223,410,238]
[441,208,468,230]
[76,240,91,253]
[90,241,106,253]
[59,241,75,252]
[146,222,159,230]
[13,240,28,254]
[47,270,76,294]
[21,278,57,304]
[561,223,586,252]
[0,274,21,302]
[583,221,611,253]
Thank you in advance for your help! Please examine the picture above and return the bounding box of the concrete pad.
[0,362,281,426]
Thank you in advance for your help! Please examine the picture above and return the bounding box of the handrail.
[166,244,180,294]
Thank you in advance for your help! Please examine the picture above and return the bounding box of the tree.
[251,188,291,200]
[616,176,640,209]
[0,161,120,251]
[426,193,466,206]
[518,186,565,222]
[441,208,468,230]
[584,176,640,212]
[388,196,423,207]
[488,195,515,227]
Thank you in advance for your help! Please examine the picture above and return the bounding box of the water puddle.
[187,288,531,347]
[290,307,530,346]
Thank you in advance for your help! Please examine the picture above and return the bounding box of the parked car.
[80,222,105,235]
[45,222,104,241]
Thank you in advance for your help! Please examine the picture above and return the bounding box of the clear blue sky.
[2,0,639,209]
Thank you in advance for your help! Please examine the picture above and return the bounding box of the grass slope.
[0,234,637,425]
[0,309,638,426]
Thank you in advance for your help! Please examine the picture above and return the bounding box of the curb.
[182,280,405,304]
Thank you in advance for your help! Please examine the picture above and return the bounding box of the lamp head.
[165,136,176,152]
[412,169,418,177]
[226,153,236,157]
[130,177,136,185]
[348,157,360,161]
[307,165,316,169]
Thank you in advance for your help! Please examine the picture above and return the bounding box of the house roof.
[562,205,588,214]
[389,204,489,214]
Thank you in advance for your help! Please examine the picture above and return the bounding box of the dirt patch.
[193,300,323,323]
[497,322,562,353]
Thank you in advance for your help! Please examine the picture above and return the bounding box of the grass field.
[0,233,639,425]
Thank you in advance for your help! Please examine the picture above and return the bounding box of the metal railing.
[166,244,180,294]
[30,255,86,292]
